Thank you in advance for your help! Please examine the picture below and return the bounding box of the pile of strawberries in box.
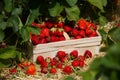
[30,19,98,45]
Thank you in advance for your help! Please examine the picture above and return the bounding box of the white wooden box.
[33,35,101,62]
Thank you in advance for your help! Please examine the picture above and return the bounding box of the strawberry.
[72,28,79,37]
[78,19,87,30]
[39,38,48,44]
[46,21,53,28]
[74,35,82,39]
[40,61,48,68]
[117,23,120,27]
[89,31,97,37]
[37,55,44,64]
[52,57,59,63]
[56,63,63,69]
[85,28,93,35]
[84,50,92,58]
[40,28,50,37]
[58,31,63,36]
[31,34,39,45]
[26,64,36,75]
[41,68,48,74]
[78,55,85,61]
[63,66,72,74]
[9,68,17,74]
[57,22,64,28]
[87,22,97,30]
[50,36,57,42]
[39,33,45,39]
[79,61,84,67]
[18,63,23,68]
[23,61,29,67]
[60,57,68,63]
[31,22,37,27]
[70,50,78,59]
[59,36,65,41]
[64,25,72,33]
[79,30,85,37]
[57,51,66,59]
[50,60,57,67]
[50,68,57,74]
[50,27,59,36]
[72,60,79,67]
[38,22,47,28]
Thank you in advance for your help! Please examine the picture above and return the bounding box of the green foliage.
[64,76,75,80]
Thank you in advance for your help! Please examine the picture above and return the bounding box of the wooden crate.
[33,35,101,62]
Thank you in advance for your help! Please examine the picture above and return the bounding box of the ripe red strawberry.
[84,50,92,58]
[23,61,29,67]
[79,30,85,37]
[50,60,57,67]
[37,55,44,64]
[117,23,120,27]
[60,56,68,63]
[64,25,72,33]
[78,55,85,61]
[72,60,79,67]
[46,21,53,28]
[41,68,48,74]
[50,68,57,74]
[39,22,47,28]
[39,38,48,44]
[89,31,97,37]
[78,19,87,30]
[72,28,79,36]
[57,51,66,59]
[18,63,23,68]
[39,33,45,39]
[50,27,59,36]
[26,64,36,75]
[87,22,97,30]
[79,61,84,67]
[85,28,93,35]
[58,31,63,36]
[63,66,72,74]
[70,50,78,59]
[57,22,64,28]
[56,63,63,69]
[9,68,17,74]
[59,36,65,41]
[40,61,48,68]
[31,34,39,45]
[31,22,37,27]
[40,28,50,37]
[52,57,59,62]
[74,35,82,39]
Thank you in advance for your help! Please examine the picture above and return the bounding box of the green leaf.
[16,51,22,61]
[79,71,97,80]
[101,0,107,6]
[7,15,19,32]
[25,8,39,25]
[88,0,105,12]
[0,59,11,68]
[26,26,40,35]
[0,22,6,30]
[0,30,5,42]
[110,71,118,80]
[64,76,75,80]
[98,29,107,41]
[0,47,16,59]
[11,7,22,15]
[65,6,80,21]
[49,2,63,17]
[108,27,120,42]
[19,27,30,42]
[99,15,108,26]
[4,0,13,12]
[66,0,78,6]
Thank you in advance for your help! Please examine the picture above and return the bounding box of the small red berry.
[70,50,78,59]
[63,66,72,74]
[37,55,44,64]
[50,68,57,74]
[84,50,92,58]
